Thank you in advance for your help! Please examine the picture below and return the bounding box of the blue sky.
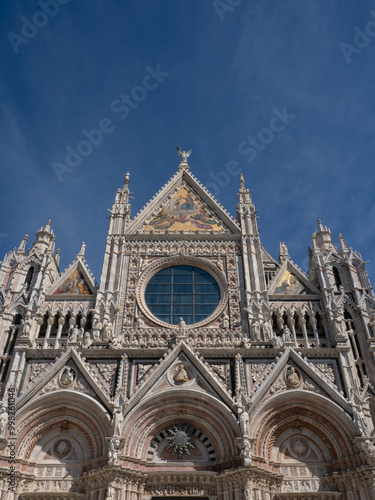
[1,0,375,283]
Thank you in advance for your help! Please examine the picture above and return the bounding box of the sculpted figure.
[0,404,8,436]
[92,320,102,341]
[82,331,92,348]
[112,406,124,436]
[242,438,252,465]
[178,317,186,336]
[69,325,79,343]
[220,315,229,330]
[282,326,292,343]
[102,321,112,342]
[134,316,144,329]
[286,367,300,386]
[239,408,250,437]
[353,405,368,436]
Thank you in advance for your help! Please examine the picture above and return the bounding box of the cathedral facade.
[1,152,375,499]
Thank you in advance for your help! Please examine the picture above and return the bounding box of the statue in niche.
[102,321,112,342]
[282,326,292,343]
[92,319,102,341]
[69,325,79,343]
[134,316,144,329]
[286,367,300,387]
[173,364,189,384]
[81,331,92,348]
[60,367,76,387]
[220,314,229,329]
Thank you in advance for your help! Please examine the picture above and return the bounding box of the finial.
[177,143,191,170]
[317,219,324,232]
[56,249,61,265]
[17,235,28,254]
[124,172,130,185]
[44,220,51,232]
[339,233,349,253]
[279,242,290,263]
[77,242,86,258]
[240,173,245,190]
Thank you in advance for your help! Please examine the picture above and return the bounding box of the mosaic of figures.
[143,187,224,232]
[53,268,92,296]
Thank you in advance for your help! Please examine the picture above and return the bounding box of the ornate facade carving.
[1,158,375,498]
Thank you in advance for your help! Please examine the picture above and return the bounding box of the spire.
[177,144,191,171]
[278,242,290,263]
[44,219,52,233]
[56,249,61,265]
[339,233,349,253]
[17,235,28,254]
[238,174,252,204]
[32,219,55,253]
[311,219,334,254]
[108,172,133,236]
[77,242,86,259]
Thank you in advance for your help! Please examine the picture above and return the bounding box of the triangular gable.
[268,260,320,298]
[47,259,96,297]
[127,169,240,235]
[124,341,236,417]
[16,348,112,413]
[249,348,352,415]
[143,186,224,232]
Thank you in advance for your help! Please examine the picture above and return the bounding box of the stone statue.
[102,321,112,342]
[262,322,272,341]
[242,439,252,465]
[111,334,122,349]
[92,320,102,341]
[108,437,123,464]
[60,367,76,387]
[282,326,292,343]
[176,144,192,163]
[239,409,250,437]
[134,316,144,329]
[112,406,124,436]
[286,367,300,386]
[352,405,368,436]
[69,325,79,343]
[178,317,186,336]
[220,315,229,330]
[106,487,115,500]
[270,334,284,348]
[0,404,8,436]
[82,331,92,348]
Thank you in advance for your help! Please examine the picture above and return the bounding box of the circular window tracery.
[136,257,228,328]
[145,265,220,325]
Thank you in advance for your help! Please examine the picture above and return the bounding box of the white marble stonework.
[1,153,375,499]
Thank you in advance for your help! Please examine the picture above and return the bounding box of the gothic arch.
[15,391,111,470]
[250,391,357,463]
[123,388,238,466]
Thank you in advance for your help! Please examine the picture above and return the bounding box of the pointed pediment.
[16,348,112,413]
[268,260,320,299]
[125,341,236,416]
[127,169,240,235]
[249,348,351,414]
[47,259,96,297]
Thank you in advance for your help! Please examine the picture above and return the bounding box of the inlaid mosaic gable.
[53,268,92,295]
[142,187,224,232]
[274,269,312,295]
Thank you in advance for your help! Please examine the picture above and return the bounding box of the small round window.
[144,265,221,325]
